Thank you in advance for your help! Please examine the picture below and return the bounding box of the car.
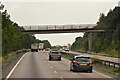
[45,48,51,51]
[64,48,69,51]
[49,51,61,61]
[70,55,93,73]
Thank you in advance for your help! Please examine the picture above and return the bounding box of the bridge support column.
[88,32,92,52]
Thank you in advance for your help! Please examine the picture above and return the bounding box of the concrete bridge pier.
[88,32,92,52]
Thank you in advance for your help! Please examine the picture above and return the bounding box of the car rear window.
[75,57,90,62]
[51,52,60,54]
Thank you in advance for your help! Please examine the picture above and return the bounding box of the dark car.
[49,51,61,61]
[70,55,93,73]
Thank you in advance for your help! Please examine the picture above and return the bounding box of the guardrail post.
[30,26,31,30]
[71,25,73,29]
[55,25,56,30]
[113,64,115,68]
[104,61,106,66]
[63,25,64,29]
[38,26,39,30]
[108,62,110,66]
[46,26,48,30]
[79,25,81,29]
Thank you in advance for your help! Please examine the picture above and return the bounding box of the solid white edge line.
[54,71,57,73]
[5,53,27,80]
[93,70,112,78]
[61,77,64,80]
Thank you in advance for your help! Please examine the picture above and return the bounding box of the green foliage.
[71,36,88,51]
[71,6,120,56]
[2,8,52,56]
[42,40,52,49]
[52,45,63,50]
[2,10,37,56]
[93,7,120,53]
[33,40,52,49]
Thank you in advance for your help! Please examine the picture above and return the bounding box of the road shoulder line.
[5,53,27,80]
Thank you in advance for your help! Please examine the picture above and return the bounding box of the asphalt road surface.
[8,51,118,80]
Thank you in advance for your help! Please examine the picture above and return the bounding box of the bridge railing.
[21,24,96,30]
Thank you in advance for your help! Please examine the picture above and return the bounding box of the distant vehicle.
[49,51,61,61]
[64,48,69,51]
[59,48,63,51]
[70,55,93,73]
[31,43,39,52]
[39,43,44,50]
[45,48,51,51]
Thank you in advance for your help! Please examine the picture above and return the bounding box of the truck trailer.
[39,43,44,50]
[31,43,39,52]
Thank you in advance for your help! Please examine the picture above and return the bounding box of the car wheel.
[89,70,92,73]
[72,67,76,72]
[58,56,61,61]
[70,67,72,71]
[70,68,72,71]
[49,56,51,61]
[59,58,61,61]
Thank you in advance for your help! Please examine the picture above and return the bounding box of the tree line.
[2,9,51,57]
[71,6,120,57]
[37,40,52,49]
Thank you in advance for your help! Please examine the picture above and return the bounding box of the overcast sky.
[2,1,118,46]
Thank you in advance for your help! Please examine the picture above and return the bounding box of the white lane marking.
[61,77,64,80]
[54,71,57,74]
[50,66,52,68]
[93,70,112,78]
[72,73,78,74]
[5,53,27,80]
[71,70,111,78]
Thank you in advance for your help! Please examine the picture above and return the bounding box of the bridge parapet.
[21,24,97,30]
[20,24,105,34]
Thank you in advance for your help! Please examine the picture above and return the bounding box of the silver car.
[49,51,61,61]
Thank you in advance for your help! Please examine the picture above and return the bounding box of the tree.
[71,6,120,56]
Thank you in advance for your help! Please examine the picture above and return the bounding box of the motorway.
[62,51,120,64]
[8,51,118,80]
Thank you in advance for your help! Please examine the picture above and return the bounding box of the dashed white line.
[54,71,57,74]
[5,53,27,80]
[71,73,78,74]
[61,77,64,80]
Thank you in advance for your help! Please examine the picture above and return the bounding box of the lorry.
[31,43,39,52]
[39,43,44,50]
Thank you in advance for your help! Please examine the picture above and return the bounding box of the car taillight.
[89,60,92,65]
[73,60,78,64]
